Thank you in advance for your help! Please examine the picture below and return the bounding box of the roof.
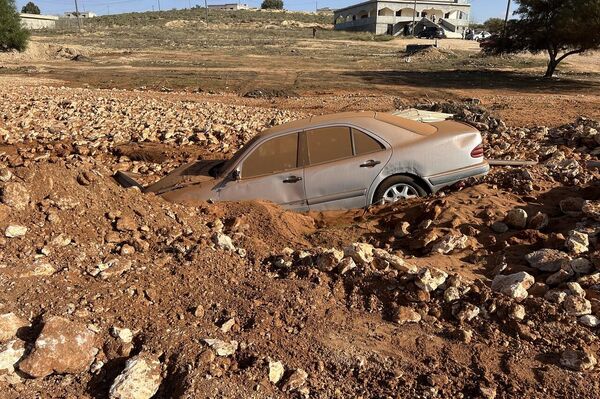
[260,111,438,138]
[20,13,59,20]
[334,0,471,13]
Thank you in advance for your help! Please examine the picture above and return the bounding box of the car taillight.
[471,144,484,158]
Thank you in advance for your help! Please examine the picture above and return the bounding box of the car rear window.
[306,127,353,165]
[353,128,385,155]
[242,133,298,178]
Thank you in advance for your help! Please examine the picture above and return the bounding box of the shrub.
[0,0,31,52]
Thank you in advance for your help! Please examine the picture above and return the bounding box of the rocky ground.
[2,83,600,398]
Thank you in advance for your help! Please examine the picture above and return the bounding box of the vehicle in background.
[116,112,489,211]
[417,27,446,40]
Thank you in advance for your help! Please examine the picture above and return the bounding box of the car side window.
[353,128,385,155]
[241,133,298,179]
[306,127,353,165]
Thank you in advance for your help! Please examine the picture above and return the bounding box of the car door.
[217,132,308,211]
[304,126,390,211]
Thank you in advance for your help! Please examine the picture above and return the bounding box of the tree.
[261,0,283,10]
[21,1,40,14]
[0,0,31,52]
[492,0,600,78]
[482,17,504,34]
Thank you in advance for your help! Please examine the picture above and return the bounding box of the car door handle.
[283,176,303,183]
[360,160,381,168]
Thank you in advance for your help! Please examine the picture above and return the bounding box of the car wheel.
[373,176,427,205]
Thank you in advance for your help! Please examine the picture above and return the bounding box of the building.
[63,11,97,18]
[334,0,470,36]
[207,3,250,10]
[19,13,59,30]
[317,7,336,14]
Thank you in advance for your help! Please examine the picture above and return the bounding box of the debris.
[4,224,27,238]
[203,339,238,356]
[560,349,597,371]
[269,360,285,384]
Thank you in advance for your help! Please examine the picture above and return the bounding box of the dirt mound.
[2,85,600,398]
[403,46,457,62]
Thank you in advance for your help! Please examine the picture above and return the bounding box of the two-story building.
[334,0,470,37]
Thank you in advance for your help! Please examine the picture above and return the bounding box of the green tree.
[0,0,31,52]
[482,17,504,34]
[261,0,283,10]
[494,0,600,78]
[21,1,40,14]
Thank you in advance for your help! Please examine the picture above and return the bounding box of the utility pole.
[205,0,209,25]
[158,0,161,11]
[502,0,511,38]
[411,0,417,35]
[74,0,82,33]
[107,5,110,15]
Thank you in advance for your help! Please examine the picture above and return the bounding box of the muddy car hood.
[144,160,222,195]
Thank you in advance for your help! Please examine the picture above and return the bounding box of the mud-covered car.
[116,112,489,211]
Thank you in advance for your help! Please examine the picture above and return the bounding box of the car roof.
[260,111,437,138]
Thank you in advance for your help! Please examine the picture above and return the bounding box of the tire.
[372,175,427,206]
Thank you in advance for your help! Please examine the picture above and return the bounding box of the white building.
[207,3,250,10]
[63,11,97,18]
[19,13,59,30]
[334,0,470,36]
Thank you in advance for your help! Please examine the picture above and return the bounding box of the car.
[473,31,492,41]
[115,112,489,211]
[417,27,446,39]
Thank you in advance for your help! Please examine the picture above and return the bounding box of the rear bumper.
[426,161,490,191]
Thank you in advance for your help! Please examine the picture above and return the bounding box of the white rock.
[268,360,285,384]
[109,354,162,399]
[0,313,28,342]
[212,232,235,251]
[431,234,468,254]
[0,340,25,384]
[491,272,535,301]
[415,267,448,292]
[525,249,570,272]
[111,327,133,344]
[563,295,592,316]
[505,208,527,229]
[343,243,374,264]
[203,339,238,356]
[579,315,600,328]
[4,224,27,238]
[566,231,589,254]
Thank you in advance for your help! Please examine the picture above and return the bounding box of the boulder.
[491,272,535,301]
[109,354,162,399]
[18,316,98,378]
[0,340,26,384]
[528,212,549,230]
[431,233,468,255]
[560,197,585,216]
[563,295,592,316]
[525,249,571,272]
[212,232,236,252]
[582,200,600,221]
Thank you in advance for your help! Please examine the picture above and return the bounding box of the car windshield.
[210,135,261,177]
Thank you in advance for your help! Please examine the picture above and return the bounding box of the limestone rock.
[505,208,527,229]
[560,349,597,371]
[282,368,308,392]
[0,182,30,210]
[115,216,137,232]
[343,243,374,265]
[4,224,27,238]
[393,306,422,324]
[525,249,571,272]
[203,339,238,356]
[18,316,98,378]
[582,200,600,221]
[212,232,236,252]
[415,267,448,292]
[563,295,592,316]
[431,233,468,254]
[566,231,589,254]
[109,354,162,399]
[0,340,26,384]
[528,212,549,230]
[0,313,28,343]
[268,360,285,384]
[491,272,535,301]
[579,315,600,328]
[373,248,416,274]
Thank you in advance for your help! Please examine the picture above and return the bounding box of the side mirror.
[231,169,241,181]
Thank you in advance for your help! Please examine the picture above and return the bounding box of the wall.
[19,14,59,30]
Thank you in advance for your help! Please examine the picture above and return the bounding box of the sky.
[16,0,515,22]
